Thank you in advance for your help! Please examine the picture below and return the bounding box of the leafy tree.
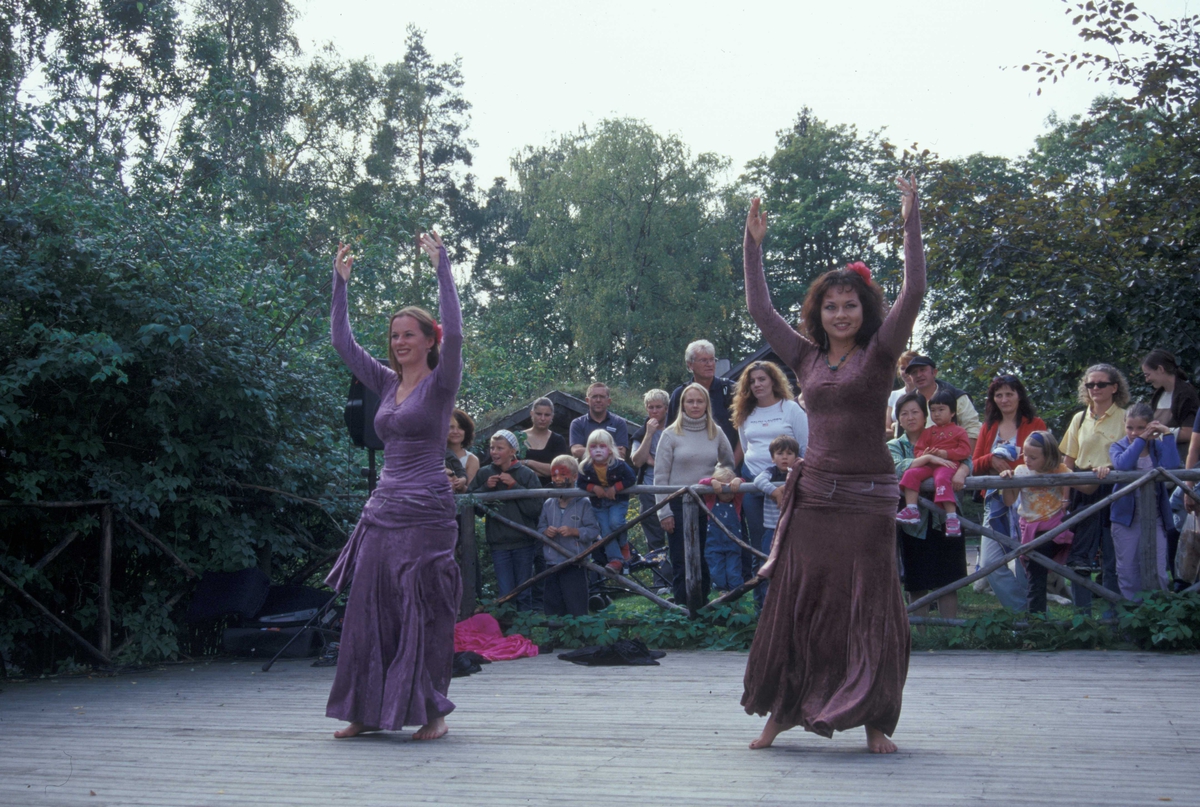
[476,118,741,388]
[738,110,908,323]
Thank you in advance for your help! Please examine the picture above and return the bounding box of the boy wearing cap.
[468,430,543,610]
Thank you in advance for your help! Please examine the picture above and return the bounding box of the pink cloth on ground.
[453,613,539,661]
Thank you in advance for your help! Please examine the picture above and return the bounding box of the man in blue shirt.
[570,382,629,460]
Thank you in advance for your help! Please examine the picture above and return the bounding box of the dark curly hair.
[799,266,887,350]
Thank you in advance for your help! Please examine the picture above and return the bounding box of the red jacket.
[972,417,1047,473]
[913,423,971,462]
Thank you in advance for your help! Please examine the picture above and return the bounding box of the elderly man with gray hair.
[667,339,741,461]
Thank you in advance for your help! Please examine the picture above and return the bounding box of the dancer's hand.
[746,198,768,245]
[896,175,918,223]
[334,242,354,282]
[419,230,444,265]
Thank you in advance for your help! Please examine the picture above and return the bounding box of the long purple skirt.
[326,492,462,730]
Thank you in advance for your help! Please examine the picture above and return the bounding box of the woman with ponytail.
[325,232,463,742]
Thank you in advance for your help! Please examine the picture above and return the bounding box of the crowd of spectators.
[442,344,1200,617]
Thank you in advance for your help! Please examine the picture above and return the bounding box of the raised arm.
[876,177,927,354]
[743,198,807,368]
[421,231,463,396]
[331,243,393,395]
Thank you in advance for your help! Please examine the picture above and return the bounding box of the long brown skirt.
[742,504,910,737]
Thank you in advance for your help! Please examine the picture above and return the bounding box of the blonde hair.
[670,383,719,439]
[710,464,737,484]
[582,429,618,470]
[643,388,669,406]
[550,455,579,476]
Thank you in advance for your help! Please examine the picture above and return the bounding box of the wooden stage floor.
[2,650,1197,806]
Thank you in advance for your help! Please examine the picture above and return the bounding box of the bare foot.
[333,722,381,739]
[749,716,791,749]
[412,716,448,741]
[866,725,897,754]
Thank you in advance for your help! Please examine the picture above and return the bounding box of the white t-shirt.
[739,399,809,477]
[887,388,906,422]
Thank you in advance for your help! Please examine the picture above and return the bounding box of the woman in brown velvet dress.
[741,177,924,754]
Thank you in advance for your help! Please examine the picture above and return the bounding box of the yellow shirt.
[1061,405,1126,470]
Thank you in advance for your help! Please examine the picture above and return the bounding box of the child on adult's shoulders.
[537,455,600,617]
[700,465,746,595]
[896,388,971,537]
[577,430,637,572]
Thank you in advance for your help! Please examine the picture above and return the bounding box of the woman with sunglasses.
[1061,363,1131,608]
[971,375,1046,611]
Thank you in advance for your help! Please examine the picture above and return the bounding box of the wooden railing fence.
[4,467,1199,667]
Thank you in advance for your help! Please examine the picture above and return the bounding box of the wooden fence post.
[99,505,113,658]
[682,493,704,614]
[1138,481,1160,592]
[458,505,477,618]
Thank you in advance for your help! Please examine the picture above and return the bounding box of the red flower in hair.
[432,322,443,345]
[845,261,872,283]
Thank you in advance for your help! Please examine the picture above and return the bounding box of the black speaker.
[344,373,385,450]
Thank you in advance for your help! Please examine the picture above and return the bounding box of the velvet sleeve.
[743,230,809,369]
[431,246,463,396]
[331,271,393,396]
[875,196,927,355]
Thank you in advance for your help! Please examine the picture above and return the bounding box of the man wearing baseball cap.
[904,355,982,452]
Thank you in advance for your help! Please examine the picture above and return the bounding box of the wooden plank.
[99,506,113,658]
[1138,482,1160,592]
[457,507,477,618]
[32,531,80,571]
[0,652,1196,806]
[682,494,704,613]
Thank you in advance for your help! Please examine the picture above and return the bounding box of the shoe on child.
[895,505,921,525]
[945,513,962,537]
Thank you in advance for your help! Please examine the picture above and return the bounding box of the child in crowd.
[699,464,745,594]
[577,429,637,572]
[537,455,600,616]
[1108,403,1179,598]
[1000,431,1097,613]
[751,435,799,608]
[897,388,971,537]
[467,430,542,610]
[754,435,800,555]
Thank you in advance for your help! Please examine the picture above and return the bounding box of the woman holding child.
[740,177,924,754]
[889,391,968,621]
[325,232,463,741]
[971,376,1045,611]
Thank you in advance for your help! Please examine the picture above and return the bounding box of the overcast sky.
[292,0,1193,186]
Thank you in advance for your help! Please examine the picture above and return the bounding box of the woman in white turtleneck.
[654,382,736,604]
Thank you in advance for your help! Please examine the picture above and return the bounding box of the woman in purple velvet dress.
[741,177,924,754]
[325,231,463,741]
